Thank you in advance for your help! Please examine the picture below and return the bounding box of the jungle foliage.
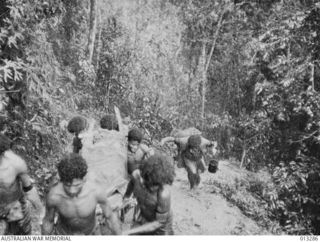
[1,0,320,234]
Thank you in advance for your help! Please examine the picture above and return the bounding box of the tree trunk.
[232,6,241,115]
[240,148,246,169]
[204,10,225,73]
[188,71,192,104]
[311,62,315,91]
[201,10,225,127]
[95,8,102,69]
[87,0,97,64]
[201,43,207,127]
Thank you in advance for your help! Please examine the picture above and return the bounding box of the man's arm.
[160,136,175,146]
[21,174,44,214]
[127,155,139,175]
[123,185,171,235]
[16,158,44,219]
[200,137,218,156]
[123,177,134,199]
[155,185,171,227]
[97,191,121,235]
[161,137,189,153]
[41,192,57,235]
[78,119,96,149]
[123,170,139,199]
[122,221,161,235]
[140,144,155,160]
[200,137,212,147]
[210,141,218,156]
[199,157,206,173]
[200,137,218,148]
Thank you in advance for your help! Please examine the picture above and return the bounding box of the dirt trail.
[1,160,269,235]
[172,165,268,235]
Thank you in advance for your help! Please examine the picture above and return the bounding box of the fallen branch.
[0,89,21,93]
[289,130,318,144]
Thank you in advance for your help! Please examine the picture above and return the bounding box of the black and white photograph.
[0,0,320,238]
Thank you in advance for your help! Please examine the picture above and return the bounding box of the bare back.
[134,181,158,221]
[132,173,171,222]
[0,151,26,206]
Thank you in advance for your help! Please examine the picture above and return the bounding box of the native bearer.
[161,134,217,189]
[127,128,154,175]
[122,153,175,235]
[41,153,121,235]
[0,134,43,235]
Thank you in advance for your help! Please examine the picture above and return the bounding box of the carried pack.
[170,127,201,138]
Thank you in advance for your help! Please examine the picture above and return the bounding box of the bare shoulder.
[139,143,150,152]
[158,185,171,200]
[46,183,63,207]
[157,185,171,213]
[91,185,110,206]
[85,179,105,200]
[86,177,102,191]
[200,137,211,146]
[176,137,188,145]
[4,150,27,173]
[132,169,141,181]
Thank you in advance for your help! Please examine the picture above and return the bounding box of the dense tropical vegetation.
[1,0,320,234]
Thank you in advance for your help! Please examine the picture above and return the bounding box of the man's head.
[128,128,143,153]
[0,134,11,156]
[57,153,88,197]
[67,116,88,135]
[140,153,175,192]
[100,114,119,131]
[187,135,202,148]
[120,104,131,124]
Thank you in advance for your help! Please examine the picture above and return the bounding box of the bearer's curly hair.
[100,114,119,131]
[140,153,175,186]
[0,134,11,155]
[128,128,143,143]
[57,153,88,184]
[188,135,202,148]
[67,116,88,134]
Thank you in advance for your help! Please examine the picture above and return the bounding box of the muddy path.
[172,166,269,235]
[1,160,270,235]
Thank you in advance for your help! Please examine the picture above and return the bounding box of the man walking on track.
[122,153,175,235]
[0,134,43,235]
[41,153,121,235]
[161,134,217,189]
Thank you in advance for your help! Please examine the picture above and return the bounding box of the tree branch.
[86,0,97,64]
[289,130,318,144]
[205,9,225,73]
